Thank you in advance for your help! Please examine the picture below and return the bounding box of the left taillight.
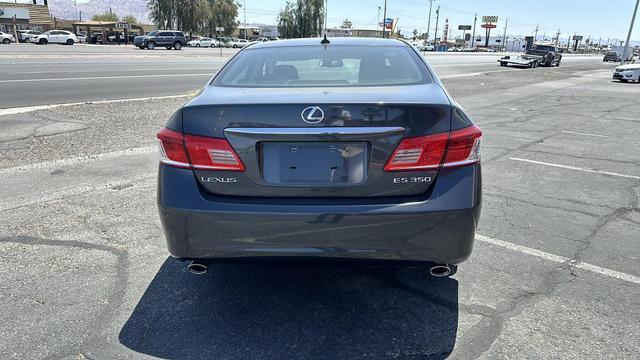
[156,128,245,171]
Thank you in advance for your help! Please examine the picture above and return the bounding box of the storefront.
[0,2,53,33]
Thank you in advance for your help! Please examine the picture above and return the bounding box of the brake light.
[384,124,482,171]
[156,128,245,171]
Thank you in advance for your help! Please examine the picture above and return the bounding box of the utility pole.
[433,5,440,46]
[533,24,539,43]
[378,6,381,32]
[382,0,387,38]
[501,18,508,52]
[555,29,561,46]
[243,0,247,39]
[471,13,477,49]
[622,0,639,64]
[324,0,328,36]
[426,0,434,44]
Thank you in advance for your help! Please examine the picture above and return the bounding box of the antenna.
[321,34,330,45]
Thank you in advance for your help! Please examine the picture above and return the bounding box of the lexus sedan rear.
[157,38,482,275]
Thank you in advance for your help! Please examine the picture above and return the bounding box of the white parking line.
[510,157,640,180]
[0,146,155,175]
[0,73,211,84]
[476,234,640,285]
[561,130,610,138]
[0,94,190,116]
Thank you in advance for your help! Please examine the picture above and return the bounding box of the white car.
[31,30,79,45]
[613,64,640,83]
[187,37,217,48]
[228,38,250,48]
[0,31,16,44]
[17,30,42,42]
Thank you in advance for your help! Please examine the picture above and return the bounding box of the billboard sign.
[0,7,30,20]
[115,22,132,29]
[482,16,498,23]
[458,25,472,31]
[573,35,583,41]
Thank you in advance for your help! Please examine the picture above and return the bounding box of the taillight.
[384,124,482,171]
[156,128,245,171]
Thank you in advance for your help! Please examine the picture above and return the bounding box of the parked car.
[76,34,87,43]
[0,31,15,44]
[188,37,218,47]
[17,29,41,42]
[217,36,231,47]
[612,64,640,82]
[226,38,250,48]
[156,37,482,277]
[603,51,622,62]
[90,33,103,44]
[31,30,78,45]
[133,30,186,50]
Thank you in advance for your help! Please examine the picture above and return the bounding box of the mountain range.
[48,0,152,24]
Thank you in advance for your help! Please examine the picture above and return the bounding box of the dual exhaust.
[186,261,453,277]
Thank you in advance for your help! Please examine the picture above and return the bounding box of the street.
[1,44,639,359]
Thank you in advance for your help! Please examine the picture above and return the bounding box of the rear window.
[214,45,432,87]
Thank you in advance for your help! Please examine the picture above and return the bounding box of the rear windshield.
[214,45,432,87]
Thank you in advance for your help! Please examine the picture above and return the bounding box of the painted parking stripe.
[476,234,640,285]
[510,157,640,180]
[0,146,155,175]
[0,73,212,84]
[0,94,191,116]
[561,130,611,138]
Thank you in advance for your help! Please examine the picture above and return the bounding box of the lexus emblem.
[301,106,325,124]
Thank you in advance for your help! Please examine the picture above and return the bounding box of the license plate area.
[261,142,368,185]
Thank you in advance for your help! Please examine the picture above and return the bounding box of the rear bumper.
[158,165,482,264]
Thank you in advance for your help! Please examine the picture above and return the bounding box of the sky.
[240,0,640,43]
[67,0,640,43]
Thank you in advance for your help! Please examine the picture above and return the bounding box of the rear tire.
[146,41,155,50]
[174,42,182,50]
[2,38,9,44]
[195,43,200,47]
[66,39,74,46]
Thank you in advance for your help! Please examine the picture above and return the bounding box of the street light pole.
[382,0,387,39]
[243,0,247,39]
[433,5,440,46]
[426,0,434,44]
[621,0,640,64]
[471,13,477,49]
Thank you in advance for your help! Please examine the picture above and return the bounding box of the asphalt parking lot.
[1,45,639,359]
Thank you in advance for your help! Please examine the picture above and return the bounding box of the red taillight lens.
[384,125,482,171]
[442,124,482,168]
[156,128,245,171]
[184,134,245,171]
[157,128,190,168]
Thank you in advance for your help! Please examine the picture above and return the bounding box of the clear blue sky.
[68,0,639,42]
[241,0,639,43]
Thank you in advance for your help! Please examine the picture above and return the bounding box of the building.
[0,1,53,33]
[326,28,387,39]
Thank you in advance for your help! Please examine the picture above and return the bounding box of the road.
[0,44,601,108]
[1,45,639,359]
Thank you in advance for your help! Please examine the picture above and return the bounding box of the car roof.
[247,37,409,49]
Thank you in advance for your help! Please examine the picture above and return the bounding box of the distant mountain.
[48,0,151,24]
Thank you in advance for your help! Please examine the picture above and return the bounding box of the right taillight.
[156,128,245,171]
[384,124,482,171]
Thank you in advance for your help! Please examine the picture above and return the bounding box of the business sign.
[384,18,393,30]
[215,26,225,32]
[464,33,471,41]
[458,25,472,31]
[573,35,583,41]
[482,16,498,23]
[481,23,497,29]
[115,22,132,29]
[0,7,30,20]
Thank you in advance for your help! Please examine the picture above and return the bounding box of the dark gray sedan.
[156,37,482,277]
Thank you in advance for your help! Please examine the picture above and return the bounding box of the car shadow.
[119,258,459,359]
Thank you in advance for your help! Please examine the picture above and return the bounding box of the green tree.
[122,14,138,24]
[278,0,325,39]
[412,29,418,40]
[206,0,240,36]
[148,0,175,29]
[91,12,118,22]
[340,18,352,29]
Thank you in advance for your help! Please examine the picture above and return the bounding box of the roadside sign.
[573,35,583,41]
[465,33,471,41]
[481,23,497,29]
[458,25,472,31]
[482,16,498,23]
[115,22,132,29]
[215,26,224,32]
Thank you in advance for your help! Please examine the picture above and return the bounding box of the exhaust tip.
[429,264,452,277]
[187,261,208,275]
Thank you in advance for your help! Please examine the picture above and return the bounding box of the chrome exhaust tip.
[429,264,452,277]
[187,261,208,275]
